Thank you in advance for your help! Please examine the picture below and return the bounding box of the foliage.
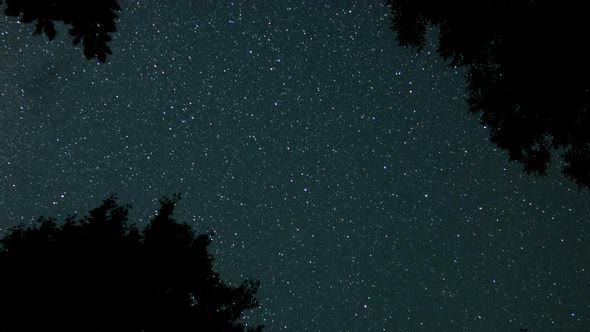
[386,0,590,189]
[0,195,263,332]
[1,0,122,62]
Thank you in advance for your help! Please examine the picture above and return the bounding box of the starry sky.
[1,1,589,331]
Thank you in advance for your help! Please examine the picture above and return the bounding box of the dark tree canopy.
[387,0,590,190]
[0,195,263,332]
[1,0,122,62]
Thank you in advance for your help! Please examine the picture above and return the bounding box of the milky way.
[1,1,589,331]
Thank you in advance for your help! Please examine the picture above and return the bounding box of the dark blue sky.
[1,1,589,331]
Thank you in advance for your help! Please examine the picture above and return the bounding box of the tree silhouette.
[1,0,123,62]
[0,194,263,332]
[386,0,590,190]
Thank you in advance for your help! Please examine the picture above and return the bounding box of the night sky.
[1,1,589,331]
